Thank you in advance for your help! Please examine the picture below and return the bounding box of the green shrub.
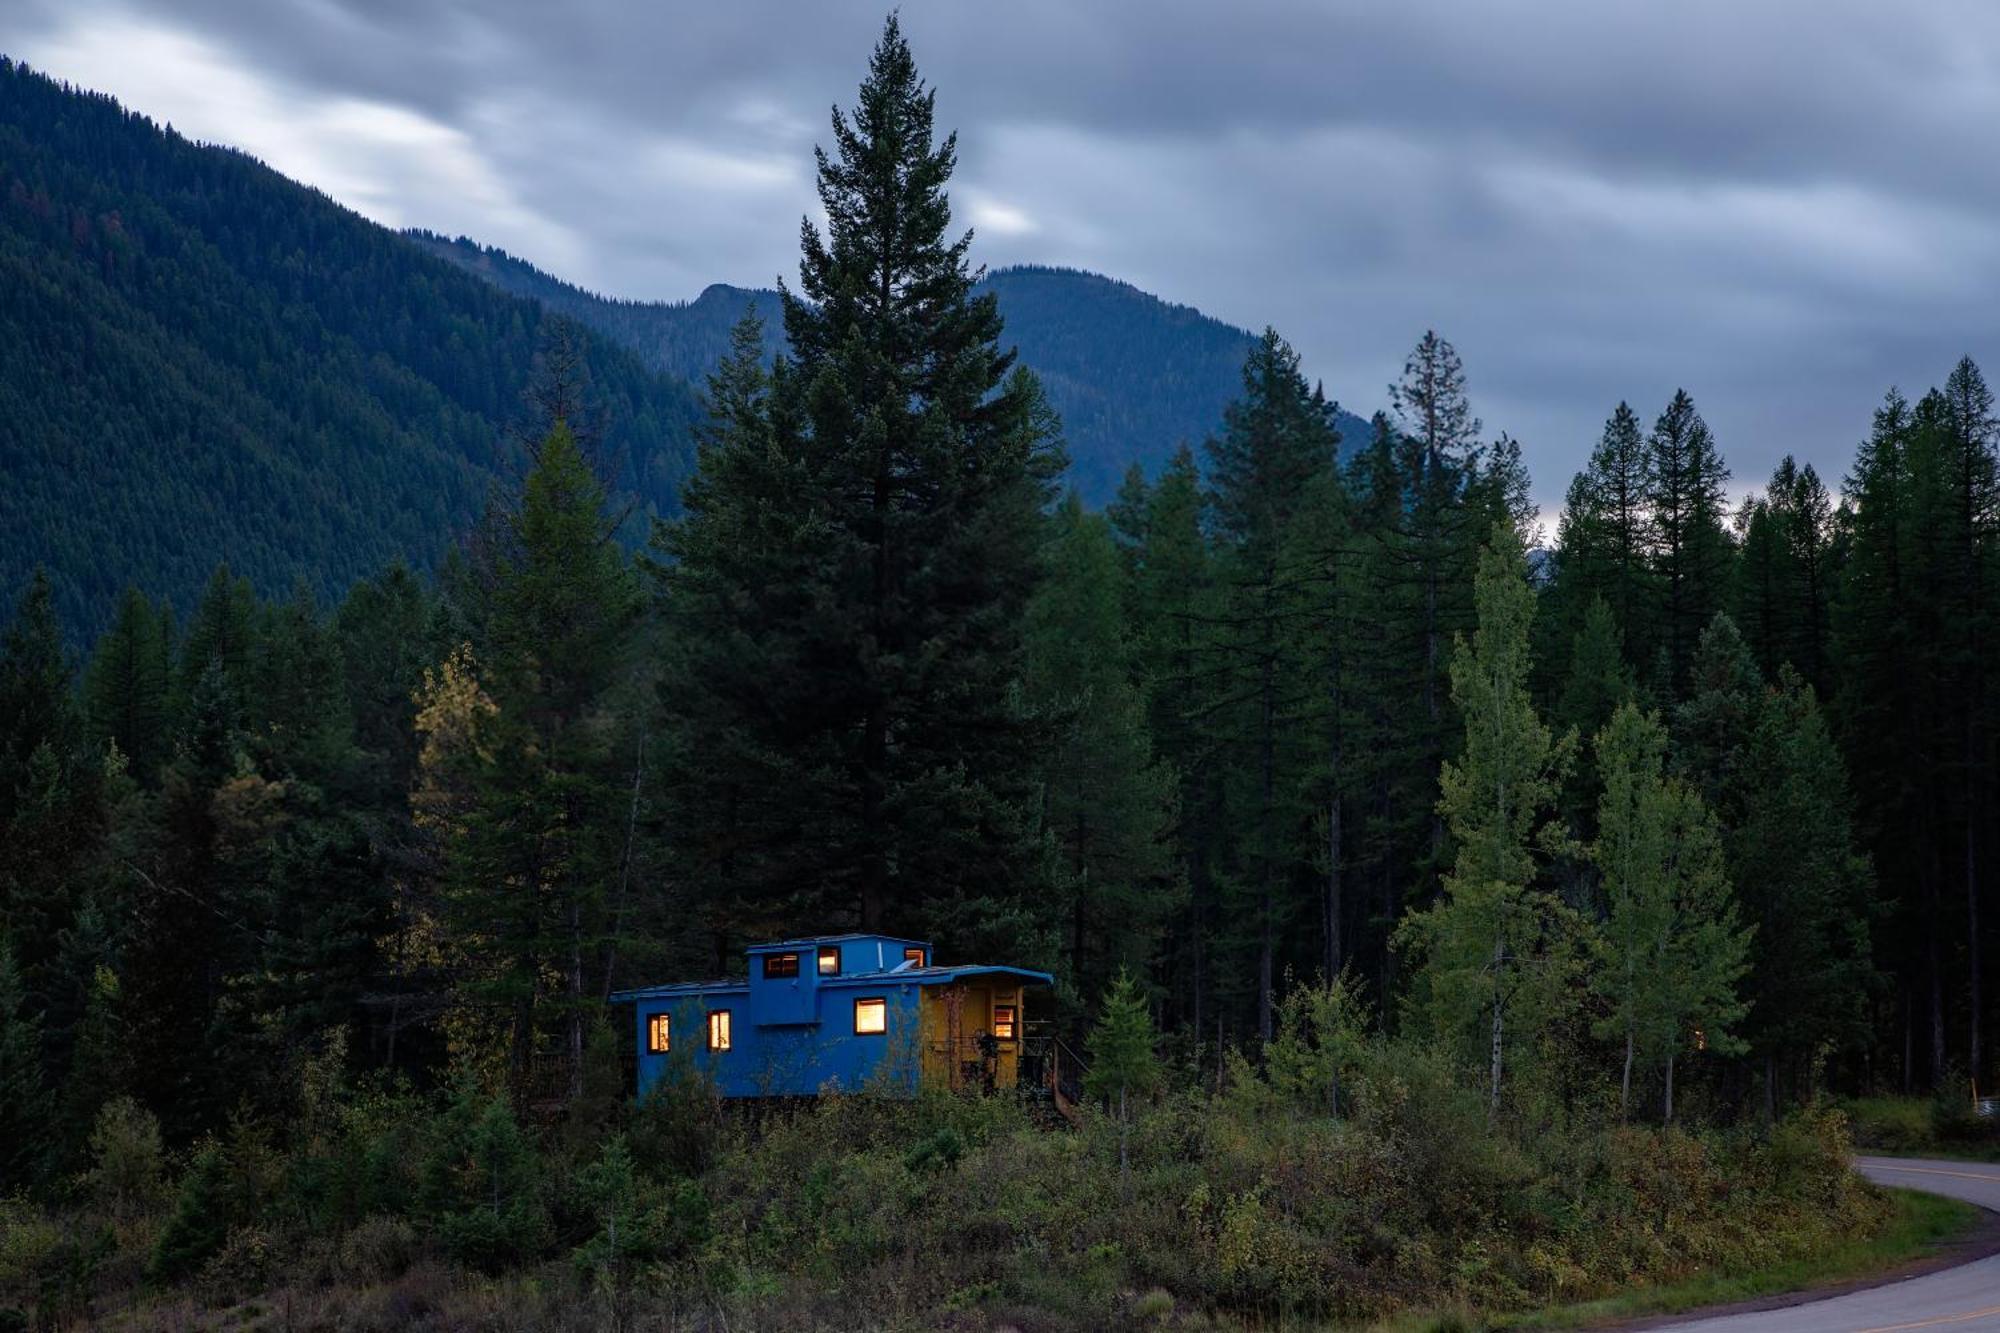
[420,1089,547,1273]
[1841,1096,1932,1152]
[148,1143,236,1285]
[85,1097,166,1221]
[336,1215,420,1285]
[198,1226,273,1304]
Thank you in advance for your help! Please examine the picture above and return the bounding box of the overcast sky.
[9,0,2000,514]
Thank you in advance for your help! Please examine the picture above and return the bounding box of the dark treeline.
[2,19,1997,1211]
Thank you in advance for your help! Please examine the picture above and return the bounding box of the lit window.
[903,947,926,967]
[818,946,841,976]
[764,952,800,979]
[707,1010,732,1052]
[647,1013,671,1053]
[854,997,887,1035]
[992,1005,1016,1040]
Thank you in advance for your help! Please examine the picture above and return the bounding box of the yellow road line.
[1863,1165,2000,1185]
[1855,1304,2000,1332]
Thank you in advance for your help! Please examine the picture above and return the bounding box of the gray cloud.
[8,0,2000,513]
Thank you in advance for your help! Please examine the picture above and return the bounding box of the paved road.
[1661,1157,2000,1331]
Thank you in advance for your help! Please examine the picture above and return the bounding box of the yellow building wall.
[918,983,1025,1092]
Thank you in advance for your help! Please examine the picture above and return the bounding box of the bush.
[420,1090,547,1274]
[198,1226,273,1305]
[1841,1096,1933,1152]
[0,1200,60,1305]
[336,1215,420,1285]
[148,1143,236,1286]
[85,1097,166,1221]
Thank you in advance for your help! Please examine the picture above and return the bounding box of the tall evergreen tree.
[1676,615,1876,1108]
[658,18,1062,953]
[1835,389,1934,1082]
[1591,702,1748,1120]
[1555,596,1636,840]
[84,586,171,786]
[1201,328,1341,1039]
[1025,496,1178,986]
[1398,522,1575,1116]
[1122,445,1219,1030]
[0,571,106,1031]
[1552,403,1656,662]
[437,421,640,1096]
[1387,333,1487,878]
[1083,968,1160,1173]
[1647,390,1733,690]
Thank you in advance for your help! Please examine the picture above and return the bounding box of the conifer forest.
[2,13,1998,1332]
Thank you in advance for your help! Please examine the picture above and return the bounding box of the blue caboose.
[611,934,1054,1099]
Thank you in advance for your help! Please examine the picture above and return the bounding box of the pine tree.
[1591,702,1749,1120]
[441,421,640,1097]
[177,563,257,712]
[1025,496,1178,985]
[1773,457,1836,695]
[0,571,106,1042]
[1398,522,1575,1116]
[124,655,242,1133]
[84,585,171,786]
[1201,328,1341,1039]
[1387,333,1488,881]
[1555,596,1637,837]
[1647,391,1734,690]
[1938,357,1996,1087]
[1123,444,1218,1031]
[1730,672,1877,1108]
[1835,389,1928,1083]
[1677,616,1877,1109]
[0,940,52,1193]
[1552,403,1656,661]
[658,20,1062,953]
[150,1141,238,1282]
[1083,969,1160,1172]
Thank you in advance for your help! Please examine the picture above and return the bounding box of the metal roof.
[743,932,930,952]
[822,964,1054,989]
[609,962,1052,1003]
[608,978,750,1002]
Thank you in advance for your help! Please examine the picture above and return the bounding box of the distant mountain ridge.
[409,235,1374,503]
[2,52,1373,640]
[0,58,704,640]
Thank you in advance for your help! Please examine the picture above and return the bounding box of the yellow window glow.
[707,1010,732,1052]
[992,1005,1016,1040]
[903,947,926,967]
[818,946,841,976]
[647,1013,670,1053]
[854,997,887,1034]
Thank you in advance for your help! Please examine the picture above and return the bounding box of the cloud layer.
[10,0,2000,511]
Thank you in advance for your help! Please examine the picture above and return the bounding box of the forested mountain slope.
[413,235,1373,502]
[0,59,704,640]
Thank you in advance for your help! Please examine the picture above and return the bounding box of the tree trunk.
[1488,936,1505,1119]
[1664,1051,1676,1124]
[1326,565,1345,982]
[1927,818,1948,1084]
[1620,1028,1634,1118]
[1970,722,1984,1090]
[568,892,585,1100]
[1257,612,1276,1044]
[1325,793,1343,981]
[599,733,646,1003]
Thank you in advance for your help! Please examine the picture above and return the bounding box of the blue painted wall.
[626,976,924,1099]
[614,933,1046,1100]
